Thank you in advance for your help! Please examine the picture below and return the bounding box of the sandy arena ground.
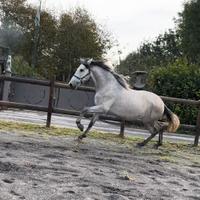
[0,130,200,200]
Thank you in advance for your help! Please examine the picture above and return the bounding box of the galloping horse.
[69,58,180,147]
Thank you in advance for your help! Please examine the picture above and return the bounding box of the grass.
[158,155,177,163]
[0,119,200,164]
[0,120,141,144]
[0,120,79,136]
[0,120,198,146]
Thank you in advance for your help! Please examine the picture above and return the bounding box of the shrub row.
[148,59,200,125]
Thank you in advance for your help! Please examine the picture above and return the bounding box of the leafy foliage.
[117,0,200,73]
[12,56,41,78]
[177,0,200,63]
[148,59,200,124]
[54,8,112,81]
[117,30,181,75]
[0,1,113,79]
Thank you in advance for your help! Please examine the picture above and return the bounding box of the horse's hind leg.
[154,125,165,148]
[137,132,157,146]
[137,122,160,147]
[158,131,163,145]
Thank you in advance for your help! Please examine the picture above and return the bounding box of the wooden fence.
[0,75,200,146]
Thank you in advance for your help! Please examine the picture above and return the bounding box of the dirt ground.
[0,129,200,200]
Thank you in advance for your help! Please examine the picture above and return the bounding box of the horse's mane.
[90,61,130,89]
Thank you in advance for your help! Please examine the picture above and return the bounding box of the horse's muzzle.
[69,83,75,89]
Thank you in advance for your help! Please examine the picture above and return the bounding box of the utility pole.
[32,0,42,68]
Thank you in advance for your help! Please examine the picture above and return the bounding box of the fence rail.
[160,96,200,106]
[0,75,200,146]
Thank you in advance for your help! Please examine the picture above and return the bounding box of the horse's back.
[133,90,163,106]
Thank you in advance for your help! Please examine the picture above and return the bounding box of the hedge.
[148,59,200,125]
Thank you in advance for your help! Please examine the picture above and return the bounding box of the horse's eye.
[80,69,84,72]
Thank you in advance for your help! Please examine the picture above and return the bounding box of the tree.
[12,55,40,78]
[177,0,200,63]
[0,24,23,53]
[0,1,113,79]
[35,11,57,77]
[139,30,181,66]
[117,29,181,76]
[0,0,30,54]
[54,8,113,81]
[0,0,57,74]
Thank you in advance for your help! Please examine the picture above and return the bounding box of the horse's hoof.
[137,142,145,147]
[77,137,83,143]
[77,123,84,132]
[154,143,162,149]
[78,134,86,140]
[74,136,84,144]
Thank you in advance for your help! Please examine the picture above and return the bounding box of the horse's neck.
[90,66,120,91]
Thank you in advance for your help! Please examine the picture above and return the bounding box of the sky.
[27,0,185,62]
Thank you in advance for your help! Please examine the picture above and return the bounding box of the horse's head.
[69,58,93,89]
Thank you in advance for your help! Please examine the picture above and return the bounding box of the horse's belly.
[109,90,164,121]
[110,101,146,121]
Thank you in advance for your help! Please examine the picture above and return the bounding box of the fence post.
[119,120,125,138]
[194,108,200,146]
[46,76,55,128]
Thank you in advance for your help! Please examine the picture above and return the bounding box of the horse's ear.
[87,58,93,65]
[80,58,85,64]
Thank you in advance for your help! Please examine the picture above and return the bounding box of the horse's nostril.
[69,83,74,89]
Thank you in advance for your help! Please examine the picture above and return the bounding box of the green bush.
[148,58,200,125]
[12,56,42,78]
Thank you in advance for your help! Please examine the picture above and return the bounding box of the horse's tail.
[164,105,180,132]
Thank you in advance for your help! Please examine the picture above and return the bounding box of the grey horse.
[69,58,180,146]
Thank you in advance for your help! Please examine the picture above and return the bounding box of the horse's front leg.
[78,114,99,140]
[76,104,106,135]
[76,108,88,131]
